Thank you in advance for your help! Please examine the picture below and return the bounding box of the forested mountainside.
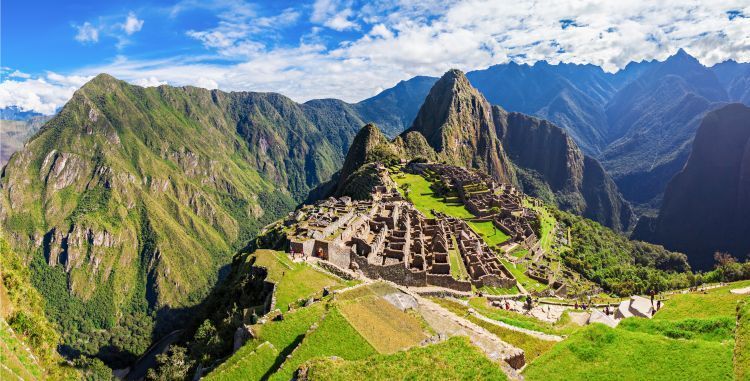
[0,74,370,366]
[337,69,633,232]
[633,103,750,270]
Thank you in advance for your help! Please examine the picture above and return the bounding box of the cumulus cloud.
[122,12,144,35]
[74,22,99,43]
[7,0,750,114]
[0,72,92,115]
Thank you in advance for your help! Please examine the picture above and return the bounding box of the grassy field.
[270,308,376,380]
[432,298,557,362]
[448,237,469,281]
[523,324,734,381]
[252,249,350,312]
[303,336,508,380]
[524,200,556,253]
[205,303,326,380]
[618,316,735,342]
[655,280,750,320]
[478,284,520,295]
[467,220,510,247]
[392,172,473,219]
[467,298,580,335]
[500,259,547,293]
[339,296,428,353]
[736,300,750,381]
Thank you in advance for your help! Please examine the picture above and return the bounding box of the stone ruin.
[285,188,516,293]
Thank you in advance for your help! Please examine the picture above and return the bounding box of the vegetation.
[302,336,507,380]
[654,281,750,321]
[736,300,750,381]
[431,298,557,362]
[523,324,734,381]
[466,298,580,335]
[392,172,473,219]
[270,308,376,380]
[551,208,693,296]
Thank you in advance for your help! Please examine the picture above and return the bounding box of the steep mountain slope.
[495,109,634,232]
[632,104,750,269]
[404,69,516,183]
[337,70,633,231]
[0,74,365,366]
[0,234,79,380]
[354,76,437,137]
[467,62,620,155]
[600,49,730,205]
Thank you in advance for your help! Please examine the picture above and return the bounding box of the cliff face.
[404,69,516,184]
[496,109,634,232]
[633,103,750,269]
[0,74,365,364]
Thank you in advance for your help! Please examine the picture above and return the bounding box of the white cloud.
[122,12,144,35]
[133,76,167,87]
[0,73,91,115]
[7,0,750,114]
[74,22,99,43]
[311,0,359,31]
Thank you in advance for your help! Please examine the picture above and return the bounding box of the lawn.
[205,303,326,380]
[618,316,735,342]
[478,284,520,295]
[432,298,557,362]
[303,336,508,381]
[525,201,556,253]
[252,249,348,312]
[523,324,735,381]
[270,308,377,380]
[339,296,428,354]
[467,220,510,247]
[655,280,750,321]
[448,237,469,281]
[392,172,473,219]
[736,300,750,381]
[500,259,547,293]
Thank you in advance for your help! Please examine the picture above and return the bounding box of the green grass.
[736,300,750,381]
[206,303,326,380]
[270,308,377,380]
[448,237,469,281]
[467,220,510,247]
[303,336,507,380]
[618,316,735,342]
[252,250,347,312]
[500,259,547,293]
[655,281,750,321]
[392,172,473,219]
[524,200,556,253]
[204,342,279,381]
[466,298,580,335]
[523,324,734,381]
[478,285,520,295]
[432,298,556,362]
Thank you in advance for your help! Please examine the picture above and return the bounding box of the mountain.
[403,69,516,183]
[0,74,367,366]
[632,103,750,269]
[0,106,48,121]
[338,69,633,231]
[354,76,437,137]
[495,110,634,232]
[1,116,51,166]
[600,49,731,206]
[467,61,620,155]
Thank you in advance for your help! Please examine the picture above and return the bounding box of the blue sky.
[2,0,749,114]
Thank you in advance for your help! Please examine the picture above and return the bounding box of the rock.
[588,309,618,327]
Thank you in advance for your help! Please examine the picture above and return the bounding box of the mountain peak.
[663,48,700,66]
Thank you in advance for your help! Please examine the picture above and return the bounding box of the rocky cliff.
[403,69,516,184]
[495,109,634,232]
[633,103,750,269]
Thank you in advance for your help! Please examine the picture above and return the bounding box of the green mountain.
[0,74,369,366]
[340,69,633,231]
[633,103,750,269]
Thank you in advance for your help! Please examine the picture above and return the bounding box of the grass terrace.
[655,280,750,321]
[302,336,508,381]
[467,297,580,336]
[500,259,547,293]
[251,250,353,312]
[523,324,734,381]
[393,172,473,219]
[467,220,510,248]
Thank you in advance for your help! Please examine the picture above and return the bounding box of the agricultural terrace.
[251,250,354,311]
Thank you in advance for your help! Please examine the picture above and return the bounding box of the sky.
[1,0,749,115]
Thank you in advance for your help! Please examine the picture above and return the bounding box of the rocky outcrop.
[496,110,634,232]
[633,103,750,269]
[403,69,516,184]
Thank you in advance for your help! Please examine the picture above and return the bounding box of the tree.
[714,251,737,267]
[147,345,192,381]
[192,319,222,363]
